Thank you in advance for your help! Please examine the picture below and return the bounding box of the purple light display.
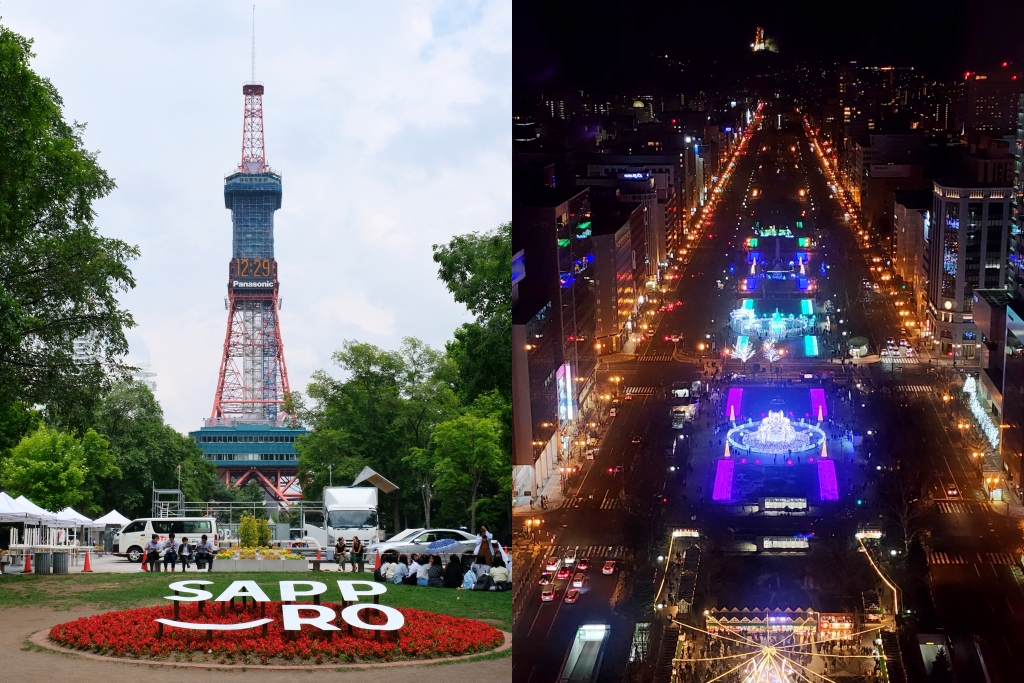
[712,459,735,501]
[809,388,828,421]
[817,458,839,501]
[726,388,744,421]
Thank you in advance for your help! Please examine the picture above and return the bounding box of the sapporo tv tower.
[190,65,308,504]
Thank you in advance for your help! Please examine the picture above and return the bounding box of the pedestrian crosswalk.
[895,385,932,393]
[600,497,623,510]
[937,501,973,514]
[926,551,967,565]
[926,550,1019,565]
[882,355,918,364]
[639,355,673,362]
[623,386,655,395]
[548,544,628,561]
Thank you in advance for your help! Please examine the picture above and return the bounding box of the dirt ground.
[2,606,510,682]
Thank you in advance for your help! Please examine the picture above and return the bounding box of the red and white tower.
[211,81,291,426]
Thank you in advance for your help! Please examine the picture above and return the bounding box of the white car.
[563,548,577,566]
[365,528,477,558]
[545,557,562,572]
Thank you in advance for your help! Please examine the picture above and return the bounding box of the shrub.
[257,517,272,547]
[237,514,259,548]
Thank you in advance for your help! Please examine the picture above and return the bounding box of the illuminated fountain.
[729,307,812,340]
[727,411,826,456]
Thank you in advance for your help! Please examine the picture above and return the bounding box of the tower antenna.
[250,5,255,82]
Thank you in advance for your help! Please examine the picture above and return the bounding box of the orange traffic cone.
[140,553,149,572]
[22,551,32,574]
[373,550,381,571]
[82,551,93,573]
[316,547,322,561]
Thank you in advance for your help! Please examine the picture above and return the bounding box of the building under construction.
[190,79,307,504]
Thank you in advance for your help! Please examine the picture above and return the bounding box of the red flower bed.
[49,602,504,663]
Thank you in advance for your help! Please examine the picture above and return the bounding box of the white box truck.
[301,467,398,548]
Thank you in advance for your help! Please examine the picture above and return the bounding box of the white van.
[115,517,219,562]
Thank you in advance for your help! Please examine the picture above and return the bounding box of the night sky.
[515,0,1024,91]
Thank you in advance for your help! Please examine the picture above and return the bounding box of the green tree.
[0,400,41,457]
[296,341,406,532]
[92,381,207,517]
[1,426,87,511]
[433,223,511,404]
[432,222,510,324]
[0,26,138,425]
[431,414,504,532]
[78,428,120,516]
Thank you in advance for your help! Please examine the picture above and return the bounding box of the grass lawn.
[0,572,511,631]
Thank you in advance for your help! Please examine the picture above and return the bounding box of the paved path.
[2,606,509,681]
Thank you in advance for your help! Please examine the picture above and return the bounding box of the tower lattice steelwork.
[211,81,291,426]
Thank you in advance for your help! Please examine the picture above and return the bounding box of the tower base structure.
[190,421,308,504]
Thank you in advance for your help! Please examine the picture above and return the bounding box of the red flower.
[49,602,503,662]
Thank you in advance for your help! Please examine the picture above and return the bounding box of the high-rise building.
[512,188,597,499]
[591,201,643,353]
[962,70,1022,136]
[926,181,1013,362]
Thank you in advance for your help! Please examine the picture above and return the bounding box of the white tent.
[14,495,59,525]
[91,510,131,527]
[0,492,40,523]
[55,507,93,526]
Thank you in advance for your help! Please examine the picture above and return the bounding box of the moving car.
[564,589,581,603]
[556,567,573,580]
[631,435,643,444]
[572,573,586,588]
[602,560,617,575]
[946,484,960,498]
[624,394,634,401]
[576,558,590,571]
[545,557,562,572]
[541,588,556,602]
[609,408,618,418]
[538,572,552,585]
[563,548,577,565]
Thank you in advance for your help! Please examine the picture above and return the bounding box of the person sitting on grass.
[488,555,510,589]
[384,554,401,581]
[443,554,463,588]
[162,533,179,573]
[405,554,421,585]
[178,537,193,572]
[375,554,395,582]
[427,554,446,587]
[390,554,410,584]
[471,553,490,581]
[415,554,431,586]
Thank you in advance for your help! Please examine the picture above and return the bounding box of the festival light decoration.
[962,376,1000,448]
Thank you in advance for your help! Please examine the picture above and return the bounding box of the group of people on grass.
[142,533,216,572]
[371,525,512,591]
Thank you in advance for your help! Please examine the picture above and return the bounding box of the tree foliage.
[0,25,137,431]
[1,425,118,513]
[91,381,206,518]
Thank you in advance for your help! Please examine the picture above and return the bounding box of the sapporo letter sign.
[158,580,404,632]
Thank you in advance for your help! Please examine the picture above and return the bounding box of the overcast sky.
[2,2,511,432]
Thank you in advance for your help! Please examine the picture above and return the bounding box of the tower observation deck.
[193,81,307,504]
